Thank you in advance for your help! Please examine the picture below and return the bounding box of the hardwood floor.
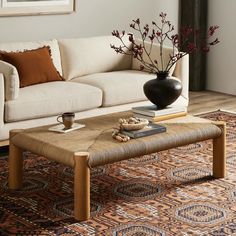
[188,91,236,114]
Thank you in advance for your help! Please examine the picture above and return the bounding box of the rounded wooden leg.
[9,130,24,189]
[213,122,226,178]
[74,152,90,221]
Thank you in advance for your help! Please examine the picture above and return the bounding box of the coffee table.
[8,112,226,221]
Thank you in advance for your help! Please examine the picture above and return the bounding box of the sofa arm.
[0,61,19,101]
[173,55,189,101]
[0,74,4,127]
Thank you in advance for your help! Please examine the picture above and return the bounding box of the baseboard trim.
[0,140,9,147]
[218,109,236,115]
[193,108,236,116]
[193,109,221,116]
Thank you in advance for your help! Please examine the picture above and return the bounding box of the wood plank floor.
[189,91,236,114]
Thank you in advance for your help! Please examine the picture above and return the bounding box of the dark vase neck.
[156,72,169,80]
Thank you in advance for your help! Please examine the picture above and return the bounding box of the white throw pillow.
[0,61,19,101]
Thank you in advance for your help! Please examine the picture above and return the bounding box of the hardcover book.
[134,111,187,122]
[132,105,187,117]
[122,123,166,138]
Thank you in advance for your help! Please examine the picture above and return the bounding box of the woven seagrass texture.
[0,110,236,235]
[11,112,221,167]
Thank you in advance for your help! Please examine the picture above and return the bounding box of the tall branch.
[136,24,160,72]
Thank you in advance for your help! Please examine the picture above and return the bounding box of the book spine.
[132,107,187,117]
[152,111,187,122]
[134,111,187,122]
[132,114,155,121]
[134,127,166,138]
[123,127,166,138]
[131,109,156,117]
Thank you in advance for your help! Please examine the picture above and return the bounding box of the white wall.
[154,0,179,37]
[207,0,236,95]
[153,0,179,46]
[0,0,179,43]
[0,0,157,43]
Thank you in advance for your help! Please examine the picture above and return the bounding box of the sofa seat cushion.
[71,70,156,107]
[5,81,102,122]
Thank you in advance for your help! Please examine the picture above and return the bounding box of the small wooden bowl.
[121,118,149,131]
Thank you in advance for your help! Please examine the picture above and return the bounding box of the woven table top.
[10,112,222,168]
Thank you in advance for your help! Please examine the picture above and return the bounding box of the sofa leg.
[213,122,226,178]
[9,130,24,189]
[74,152,90,221]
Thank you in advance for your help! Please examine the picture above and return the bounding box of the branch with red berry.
[111,12,219,74]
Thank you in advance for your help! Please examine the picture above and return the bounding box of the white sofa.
[0,35,189,145]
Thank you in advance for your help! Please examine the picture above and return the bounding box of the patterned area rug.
[1,110,236,235]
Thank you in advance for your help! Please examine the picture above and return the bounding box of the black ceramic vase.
[143,72,182,109]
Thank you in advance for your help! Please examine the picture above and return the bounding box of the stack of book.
[132,105,187,122]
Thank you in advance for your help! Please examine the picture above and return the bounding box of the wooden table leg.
[74,152,90,221]
[213,122,226,178]
[9,130,24,189]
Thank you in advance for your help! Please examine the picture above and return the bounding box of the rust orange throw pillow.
[0,46,63,87]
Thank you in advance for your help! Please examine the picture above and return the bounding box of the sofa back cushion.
[58,35,132,80]
[0,46,63,88]
[132,39,177,76]
[0,39,62,76]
